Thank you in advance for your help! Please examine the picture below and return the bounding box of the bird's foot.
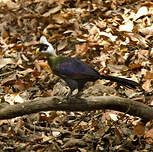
[73,92,83,99]
[62,91,73,102]
[63,93,82,103]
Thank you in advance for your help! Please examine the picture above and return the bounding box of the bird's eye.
[43,46,48,51]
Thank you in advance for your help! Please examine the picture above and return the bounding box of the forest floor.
[0,0,153,151]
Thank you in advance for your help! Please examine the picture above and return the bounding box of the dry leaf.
[139,25,153,35]
[99,32,117,42]
[89,25,99,35]
[0,58,15,69]
[134,6,148,21]
[144,128,153,144]
[14,79,31,91]
[75,43,88,55]
[129,63,142,70]
[6,0,20,10]
[119,20,133,32]
[57,40,68,51]
[134,122,145,137]
[1,73,17,85]
[42,5,62,17]
[17,68,34,77]
[127,33,148,47]
[52,14,65,24]
[109,113,118,121]
[142,80,151,91]
[107,64,128,73]
[36,60,51,73]
[4,93,25,105]
[1,26,9,39]
[144,71,153,79]
[52,131,60,137]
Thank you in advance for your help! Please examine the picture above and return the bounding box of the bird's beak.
[35,48,40,54]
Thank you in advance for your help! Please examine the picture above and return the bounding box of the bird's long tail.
[100,74,140,89]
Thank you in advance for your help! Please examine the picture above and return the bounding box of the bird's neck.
[47,55,58,69]
[47,51,57,57]
[51,52,57,57]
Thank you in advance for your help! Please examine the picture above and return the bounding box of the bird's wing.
[56,58,100,80]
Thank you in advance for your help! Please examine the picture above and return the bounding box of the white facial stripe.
[39,36,57,56]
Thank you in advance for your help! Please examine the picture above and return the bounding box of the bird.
[36,36,140,97]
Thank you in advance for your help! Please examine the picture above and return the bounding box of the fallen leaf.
[0,58,15,69]
[52,14,65,24]
[144,71,153,79]
[52,131,61,137]
[134,122,145,137]
[109,113,118,121]
[142,80,151,91]
[107,64,128,73]
[36,60,51,73]
[75,43,88,55]
[119,20,133,32]
[89,25,99,35]
[99,32,117,42]
[17,68,34,77]
[5,0,20,10]
[134,6,148,21]
[1,26,9,39]
[14,79,31,91]
[4,93,25,105]
[1,73,17,85]
[42,4,62,17]
[139,25,153,35]
[145,128,153,144]
[129,63,142,70]
[57,40,68,51]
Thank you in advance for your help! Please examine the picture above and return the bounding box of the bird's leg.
[63,89,76,103]
[63,78,78,98]
[66,89,72,98]
[73,90,82,98]
[75,81,86,98]
[63,90,72,102]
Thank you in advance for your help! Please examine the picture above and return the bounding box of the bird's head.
[36,36,57,56]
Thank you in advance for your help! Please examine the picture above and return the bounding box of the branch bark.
[0,96,152,122]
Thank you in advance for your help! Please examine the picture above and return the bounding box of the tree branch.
[0,96,152,122]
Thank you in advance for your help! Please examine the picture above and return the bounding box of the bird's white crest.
[40,36,48,43]
[39,35,57,56]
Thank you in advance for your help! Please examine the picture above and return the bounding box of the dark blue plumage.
[56,58,100,80]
